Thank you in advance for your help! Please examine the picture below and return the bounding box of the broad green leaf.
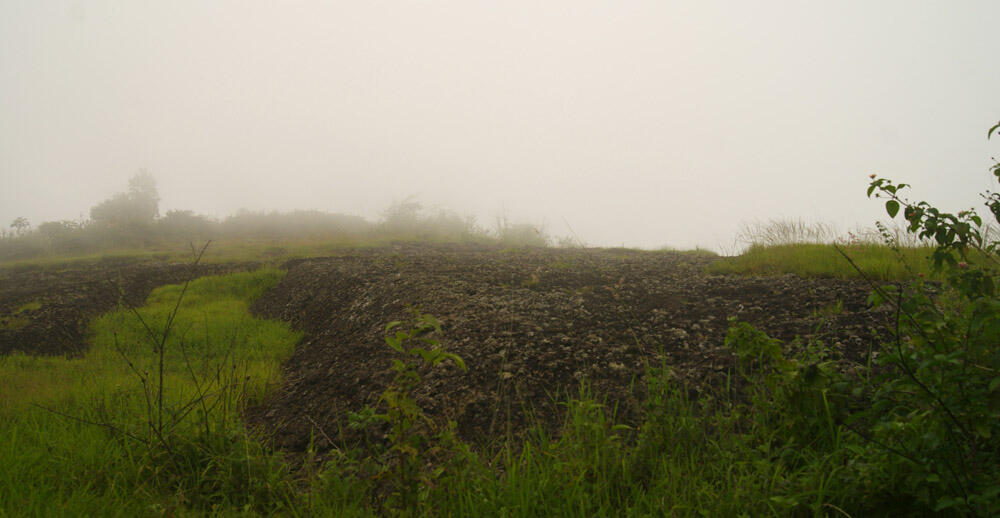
[385,337,403,352]
[885,200,900,218]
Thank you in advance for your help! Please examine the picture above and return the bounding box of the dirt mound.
[0,259,259,356]
[247,244,888,452]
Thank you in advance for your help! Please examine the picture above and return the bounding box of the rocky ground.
[1,245,891,452]
[243,244,889,452]
[0,258,259,356]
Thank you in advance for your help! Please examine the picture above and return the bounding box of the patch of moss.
[15,301,42,313]
[0,301,42,331]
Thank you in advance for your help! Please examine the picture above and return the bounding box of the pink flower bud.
[958,261,968,269]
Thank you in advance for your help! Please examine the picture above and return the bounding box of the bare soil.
[244,244,889,452]
[0,258,259,356]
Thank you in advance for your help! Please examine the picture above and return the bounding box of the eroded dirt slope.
[247,244,888,451]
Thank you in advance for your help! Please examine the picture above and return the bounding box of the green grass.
[657,246,719,257]
[0,301,41,330]
[708,243,937,280]
[0,269,303,515]
[0,233,506,271]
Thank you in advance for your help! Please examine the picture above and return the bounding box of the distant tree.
[383,198,423,228]
[159,209,216,238]
[128,169,160,218]
[9,217,29,236]
[90,170,160,226]
[382,197,424,235]
[37,220,80,238]
[37,220,87,253]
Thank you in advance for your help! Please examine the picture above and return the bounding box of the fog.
[2,1,998,251]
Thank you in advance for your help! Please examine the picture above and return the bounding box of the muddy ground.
[1,245,891,452]
[0,258,259,356]
[243,244,890,452]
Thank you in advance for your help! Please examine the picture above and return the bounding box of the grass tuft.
[708,242,936,280]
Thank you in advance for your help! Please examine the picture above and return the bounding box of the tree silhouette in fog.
[90,170,160,227]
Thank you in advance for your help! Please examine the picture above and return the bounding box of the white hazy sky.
[2,1,998,251]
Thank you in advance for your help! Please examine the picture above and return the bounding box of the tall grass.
[0,269,302,514]
[711,218,943,280]
[709,242,936,280]
[735,219,841,248]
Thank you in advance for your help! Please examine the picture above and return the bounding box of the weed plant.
[0,264,301,514]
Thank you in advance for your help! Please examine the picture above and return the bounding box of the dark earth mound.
[246,244,890,452]
[0,258,259,356]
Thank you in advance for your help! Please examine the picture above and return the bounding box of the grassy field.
[707,242,936,280]
[0,234,483,270]
[1,217,993,515]
[704,219,947,281]
[0,269,302,515]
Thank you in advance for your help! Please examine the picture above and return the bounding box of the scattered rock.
[244,244,888,451]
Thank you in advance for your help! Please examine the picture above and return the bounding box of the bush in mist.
[9,217,30,237]
[495,216,549,247]
[157,210,218,241]
[0,178,554,262]
[90,170,160,228]
[221,209,370,240]
[381,199,484,242]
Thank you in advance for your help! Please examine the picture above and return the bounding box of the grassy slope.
[707,243,936,280]
[0,269,302,515]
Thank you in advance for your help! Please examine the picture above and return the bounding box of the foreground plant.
[350,309,468,513]
[849,125,1000,515]
[30,244,298,512]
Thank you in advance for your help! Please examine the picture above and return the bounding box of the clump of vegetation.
[0,176,551,263]
[348,310,469,513]
[0,257,302,514]
[711,121,1000,515]
[708,241,937,280]
[736,218,841,247]
[708,217,944,280]
[0,301,41,330]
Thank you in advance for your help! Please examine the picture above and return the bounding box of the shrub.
[846,128,1000,514]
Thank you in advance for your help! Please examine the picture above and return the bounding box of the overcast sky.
[2,1,998,251]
